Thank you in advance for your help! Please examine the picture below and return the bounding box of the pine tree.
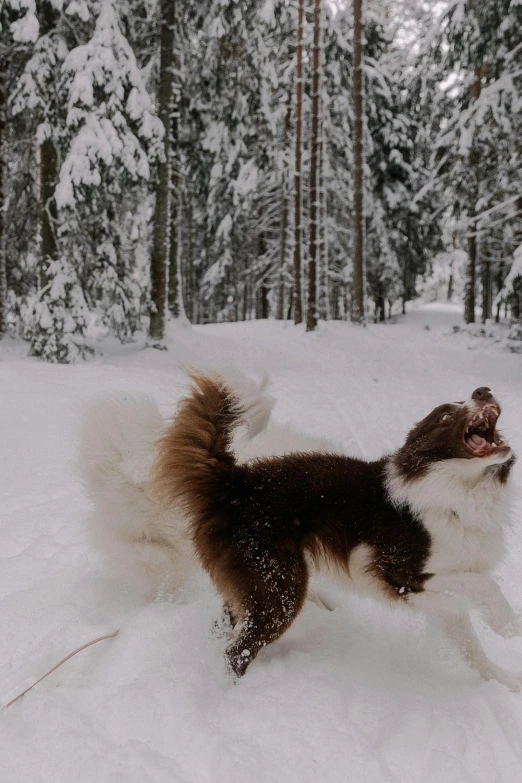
[9,1,90,362]
[167,1,184,321]
[56,0,162,342]
[293,0,304,325]
[429,0,522,324]
[149,0,174,341]
[306,0,321,332]
[352,0,365,323]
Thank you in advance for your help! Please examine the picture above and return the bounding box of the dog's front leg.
[408,572,521,639]
[443,613,522,692]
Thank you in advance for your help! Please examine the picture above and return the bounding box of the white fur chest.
[386,460,514,575]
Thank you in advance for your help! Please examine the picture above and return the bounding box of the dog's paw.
[225,647,251,679]
[479,665,522,693]
[482,607,522,639]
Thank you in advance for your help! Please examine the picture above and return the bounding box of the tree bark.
[168,2,183,319]
[465,232,477,324]
[481,240,491,323]
[0,57,6,338]
[352,0,365,323]
[185,194,196,323]
[277,96,292,321]
[319,122,330,321]
[512,195,522,321]
[464,67,482,325]
[150,0,175,340]
[40,137,58,282]
[306,0,321,332]
[293,0,304,325]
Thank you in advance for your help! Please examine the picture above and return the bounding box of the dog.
[147,373,521,687]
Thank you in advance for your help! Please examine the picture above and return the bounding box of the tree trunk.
[185,194,196,323]
[40,137,58,282]
[286,286,293,321]
[447,273,454,301]
[306,0,321,332]
[40,3,59,285]
[168,2,183,319]
[319,126,330,321]
[376,294,385,323]
[464,66,482,325]
[511,281,521,321]
[277,96,292,322]
[242,280,248,322]
[150,0,175,340]
[0,57,6,338]
[261,284,269,319]
[293,0,304,325]
[352,0,365,323]
[481,240,491,323]
[465,233,477,324]
[495,257,504,323]
[512,195,522,321]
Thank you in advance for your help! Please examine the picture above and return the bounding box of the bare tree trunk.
[185,194,196,323]
[277,96,292,321]
[481,239,491,323]
[293,0,304,325]
[242,280,248,321]
[286,286,293,321]
[168,2,183,320]
[306,0,321,332]
[40,137,58,283]
[150,0,175,340]
[319,123,330,321]
[512,195,522,321]
[464,67,482,325]
[0,57,6,338]
[352,0,365,323]
[465,233,478,324]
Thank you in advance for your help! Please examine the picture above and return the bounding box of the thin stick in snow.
[3,630,120,710]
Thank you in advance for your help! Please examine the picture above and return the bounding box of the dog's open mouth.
[463,405,508,457]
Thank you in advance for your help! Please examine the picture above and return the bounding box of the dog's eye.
[440,413,451,422]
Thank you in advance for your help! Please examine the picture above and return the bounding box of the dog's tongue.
[470,433,486,449]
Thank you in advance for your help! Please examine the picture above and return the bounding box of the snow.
[1,303,522,782]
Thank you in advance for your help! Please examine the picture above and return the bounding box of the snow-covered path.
[1,304,522,783]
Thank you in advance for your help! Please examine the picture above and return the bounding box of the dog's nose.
[472,387,493,402]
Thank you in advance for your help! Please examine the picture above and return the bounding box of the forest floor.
[1,302,522,783]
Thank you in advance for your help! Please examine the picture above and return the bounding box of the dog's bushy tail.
[150,371,274,523]
[77,394,197,598]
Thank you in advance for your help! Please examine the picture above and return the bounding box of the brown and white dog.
[148,374,521,687]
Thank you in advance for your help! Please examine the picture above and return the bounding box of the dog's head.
[396,387,515,480]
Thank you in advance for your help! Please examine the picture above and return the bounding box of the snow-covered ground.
[1,303,522,783]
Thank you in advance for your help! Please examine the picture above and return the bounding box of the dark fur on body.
[151,375,440,677]
[152,377,515,677]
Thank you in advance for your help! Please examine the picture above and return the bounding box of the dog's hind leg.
[224,551,309,677]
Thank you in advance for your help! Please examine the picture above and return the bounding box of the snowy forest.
[0,0,521,362]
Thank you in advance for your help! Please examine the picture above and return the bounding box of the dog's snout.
[471,387,493,403]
